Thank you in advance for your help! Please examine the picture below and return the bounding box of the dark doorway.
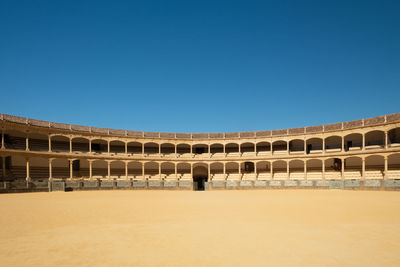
[193,176,207,191]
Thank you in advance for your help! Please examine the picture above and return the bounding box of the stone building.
[1,113,400,191]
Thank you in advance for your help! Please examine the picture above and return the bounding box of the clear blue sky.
[0,0,399,133]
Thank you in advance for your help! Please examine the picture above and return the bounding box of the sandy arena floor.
[0,190,399,266]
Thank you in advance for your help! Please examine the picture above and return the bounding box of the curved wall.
[1,113,400,191]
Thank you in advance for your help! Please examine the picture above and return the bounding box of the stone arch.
[127,142,142,154]
[51,135,70,152]
[29,157,49,180]
[29,132,49,151]
[365,130,385,147]
[325,135,342,150]
[256,142,271,153]
[110,140,125,154]
[71,137,89,153]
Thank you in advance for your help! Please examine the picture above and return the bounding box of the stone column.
[107,141,110,154]
[107,161,110,179]
[238,163,241,174]
[341,158,345,179]
[362,158,365,180]
[385,131,388,149]
[69,160,73,179]
[190,145,193,156]
[341,137,345,152]
[89,139,92,153]
[190,163,193,178]
[125,162,128,180]
[158,144,161,156]
[174,145,177,158]
[322,160,325,180]
[48,135,52,152]
[125,142,128,154]
[208,145,210,154]
[208,163,211,182]
[223,163,226,179]
[304,161,307,181]
[69,138,72,153]
[159,163,162,179]
[304,140,307,154]
[142,162,145,179]
[286,161,289,180]
[286,141,289,154]
[362,134,365,150]
[322,138,325,153]
[2,156,6,178]
[26,158,30,182]
[142,144,144,155]
[89,160,92,180]
[384,156,388,179]
[1,129,4,149]
[175,163,178,179]
[223,144,226,155]
[239,144,241,154]
[49,159,53,181]
[26,134,29,151]
[270,163,273,179]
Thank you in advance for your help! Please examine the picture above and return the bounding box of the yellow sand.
[0,190,399,267]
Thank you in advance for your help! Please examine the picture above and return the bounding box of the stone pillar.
[175,163,178,179]
[304,161,307,181]
[384,156,388,179]
[190,145,193,156]
[26,158,30,182]
[89,161,92,180]
[142,162,145,179]
[142,144,144,155]
[341,137,345,152]
[107,141,110,154]
[69,160,73,179]
[125,162,128,179]
[286,161,289,180]
[238,163,241,174]
[208,145,210,154]
[223,163,226,179]
[48,135,52,152]
[107,161,110,179]
[190,163,193,178]
[159,163,162,179]
[304,140,307,154]
[341,158,345,179]
[362,134,365,150]
[1,128,4,149]
[362,158,365,180]
[322,160,325,180]
[26,134,29,151]
[2,156,6,178]
[174,145,177,158]
[322,138,325,153]
[49,159,53,181]
[270,163,273,179]
[385,131,388,149]
[286,141,289,154]
[239,144,241,154]
[125,142,128,154]
[69,138,72,153]
[158,144,161,155]
[89,139,92,153]
[223,144,226,154]
[208,163,211,182]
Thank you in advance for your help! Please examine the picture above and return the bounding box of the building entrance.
[193,176,207,191]
[193,165,208,191]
